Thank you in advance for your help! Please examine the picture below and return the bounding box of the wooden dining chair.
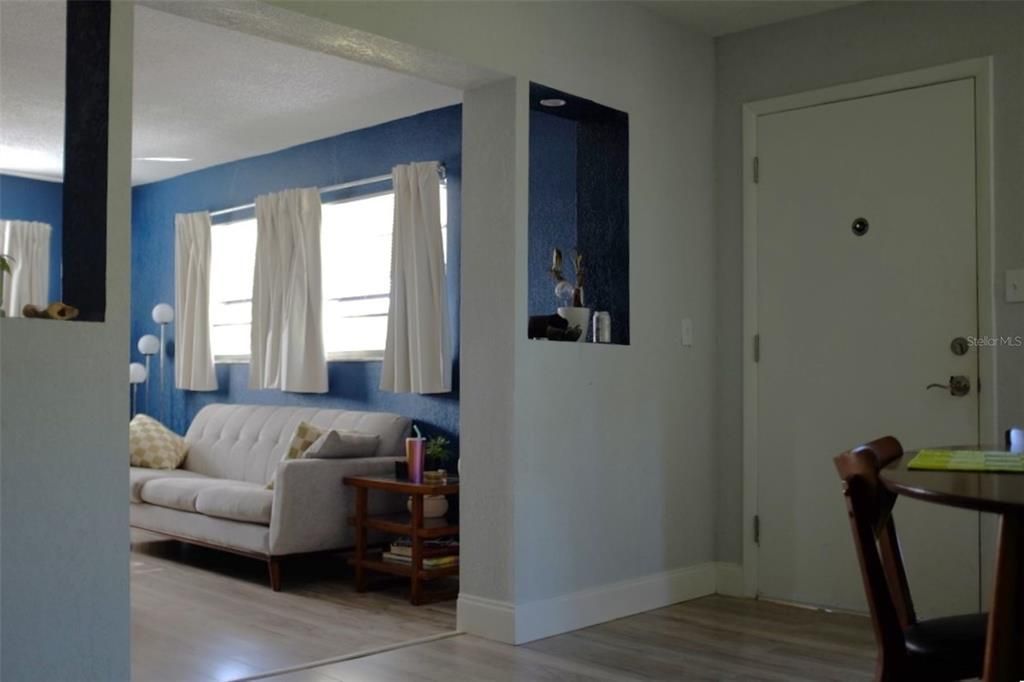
[834,436,988,681]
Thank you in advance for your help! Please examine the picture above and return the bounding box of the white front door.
[755,78,980,615]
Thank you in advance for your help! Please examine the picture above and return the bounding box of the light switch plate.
[681,318,694,347]
[1006,269,1024,303]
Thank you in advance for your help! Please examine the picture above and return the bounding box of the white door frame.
[741,57,996,598]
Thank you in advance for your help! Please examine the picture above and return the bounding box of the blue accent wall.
[0,174,63,301]
[577,115,630,344]
[131,105,461,445]
[528,110,577,316]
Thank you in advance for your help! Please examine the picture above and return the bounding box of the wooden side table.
[343,475,459,605]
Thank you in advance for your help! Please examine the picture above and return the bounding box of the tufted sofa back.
[182,404,411,484]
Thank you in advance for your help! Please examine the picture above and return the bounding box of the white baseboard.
[457,593,517,644]
[514,562,718,643]
[715,562,745,597]
[458,562,719,645]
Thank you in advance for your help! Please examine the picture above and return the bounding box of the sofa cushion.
[130,414,188,469]
[129,467,210,503]
[140,478,237,513]
[195,485,274,526]
[306,430,381,459]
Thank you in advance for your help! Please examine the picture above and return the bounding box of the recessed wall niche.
[527,82,629,345]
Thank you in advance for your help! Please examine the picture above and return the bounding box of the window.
[209,186,447,361]
[209,217,257,359]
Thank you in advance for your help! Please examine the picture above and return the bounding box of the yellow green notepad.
[907,449,1024,473]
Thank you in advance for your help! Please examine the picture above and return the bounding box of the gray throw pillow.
[304,430,380,459]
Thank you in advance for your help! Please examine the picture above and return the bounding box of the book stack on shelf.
[382,536,459,569]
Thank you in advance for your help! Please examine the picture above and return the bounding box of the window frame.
[208,184,447,365]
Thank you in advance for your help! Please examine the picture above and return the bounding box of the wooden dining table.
[882,449,1024,682]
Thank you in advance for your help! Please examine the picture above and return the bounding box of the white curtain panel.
[381,161,452,394]
[250,187,327,393]
[1,220,51,317]
[174,211,218,391]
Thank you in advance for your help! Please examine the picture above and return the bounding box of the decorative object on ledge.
[0,254,13,317]
[528,313,580,341]
[138,334,160,413]
[592,310,611,343]
[152,303,174,393]
[551,248,591,342]
[129,362,147,417]
[22,302,79,320]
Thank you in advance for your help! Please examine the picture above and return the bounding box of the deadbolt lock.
[950,337,969,356]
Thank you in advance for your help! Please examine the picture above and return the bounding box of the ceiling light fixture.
[539,98,567,108]
[135,157,192,162]
[0,146,63,174]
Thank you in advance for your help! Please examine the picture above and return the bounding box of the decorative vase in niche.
[408,494,449,519]
[557,306,591,343]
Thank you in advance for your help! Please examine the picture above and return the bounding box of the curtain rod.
[208,163,447,218]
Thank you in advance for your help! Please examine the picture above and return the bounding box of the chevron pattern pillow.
[129,414,188,469]
[266,421,324,489]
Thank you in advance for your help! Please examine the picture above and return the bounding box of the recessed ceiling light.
[135,157,192,162]
[539,98,567,107]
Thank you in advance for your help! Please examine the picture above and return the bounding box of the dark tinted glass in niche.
[527,82,628,345]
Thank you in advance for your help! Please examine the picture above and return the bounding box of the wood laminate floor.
[131,530,456,682]
[259,596,877,682]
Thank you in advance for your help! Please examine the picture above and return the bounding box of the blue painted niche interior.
[131,105,461,445]
[527,83,630,345]
[0,174,64,302]
[528,111,577,317]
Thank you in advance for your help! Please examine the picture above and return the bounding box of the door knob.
[926,375,971,397]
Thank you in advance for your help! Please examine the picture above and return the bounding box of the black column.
[62,0,111,321]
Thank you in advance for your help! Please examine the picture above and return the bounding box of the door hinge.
[754,515,761,545]
[753,156,760,184]
[753,334,760,363]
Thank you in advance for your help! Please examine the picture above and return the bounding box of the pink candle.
[406,437,425,483]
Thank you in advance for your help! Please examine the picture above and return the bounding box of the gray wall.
[460,78,520,604]
[714,1,1024,562]
[0,3,133,679]
[278,0,717,623]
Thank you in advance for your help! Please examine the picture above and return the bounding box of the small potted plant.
[425,435,453,475]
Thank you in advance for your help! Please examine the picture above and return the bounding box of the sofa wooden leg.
[268,558,282,591]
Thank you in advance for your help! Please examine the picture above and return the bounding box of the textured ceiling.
[0,4,462,185]
[639,0,861,36]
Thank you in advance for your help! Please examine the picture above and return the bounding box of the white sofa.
[129,403,411,590]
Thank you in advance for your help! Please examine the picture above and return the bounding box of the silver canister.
[592,311,611,343]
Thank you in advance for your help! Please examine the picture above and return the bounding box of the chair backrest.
[834,436,916,664]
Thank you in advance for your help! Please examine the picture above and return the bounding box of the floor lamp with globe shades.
[129,362,147,417]
[137,334,160,414]
[152,303,174,393]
